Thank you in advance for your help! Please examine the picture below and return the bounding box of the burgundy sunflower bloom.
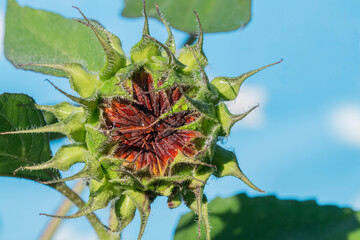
[102,71,200,175]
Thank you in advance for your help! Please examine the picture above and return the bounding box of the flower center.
[102,71,200,175]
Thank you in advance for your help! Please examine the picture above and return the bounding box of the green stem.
[39,180,85,240]
[109,202,121,240]
[49,182,119,240]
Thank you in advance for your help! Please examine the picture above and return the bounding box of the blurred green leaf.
[0,93,60,182]
[122,0,251,33]
[4,0,105,77]
[175,193,360,240]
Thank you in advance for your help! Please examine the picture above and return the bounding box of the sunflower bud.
[9,2,281,239]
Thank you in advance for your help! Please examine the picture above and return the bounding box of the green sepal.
[198,122,221,160]
[36,102,83,121]
[90,20,126,56]
[16,144,87,172]
[170,153,216,176]
[154,4,176,55]
[212,145,264,193]
[108,171,144,191]
[131,36,161,63]
[95,28,126,81]
[216,103,258,136]
[182,190,211,240]
[178,12,207,72]
[20,63,100,98]
[98,76,132,98]
[191,85,213,104]
[182,94,216,120]
[101,158,148,191]
[59,63,99,98]
[85,125,109,155]
[40,111,66,140]
[73,7,126,81]
[110,63,143,98]
[60,112,86,142]
[152,67,198,91]
[100,156,125,180]
[39,153,104,184]
[45,79,99,111]
[188,167,214,189]
[210,60,283,101]
[168,191,182,209]
[115,194,136,232]
[143,35,180,68]
[0,111,86,142]
[130,2,161,63]
[153,184,174,197]
[143,175,196,196]
[80,179,120,215]
[178,46,207,72]
[124,189,151,240]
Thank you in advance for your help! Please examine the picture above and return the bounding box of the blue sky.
[0,0,360,239]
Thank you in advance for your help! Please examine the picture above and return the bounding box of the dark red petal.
[101,71,200,176]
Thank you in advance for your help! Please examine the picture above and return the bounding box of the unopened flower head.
[7,2,281,239]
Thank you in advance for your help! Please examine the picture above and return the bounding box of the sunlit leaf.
[122,0,251,33]
[4,0,105,77]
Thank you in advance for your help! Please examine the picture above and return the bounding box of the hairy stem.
[109,202,121,240]
[39,180,85,240]
[49,182,119,240]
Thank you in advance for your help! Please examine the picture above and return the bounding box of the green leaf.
[0,93,60,182]
[4,0,105,77]
[122,0,251,33]
[175,193,360,240]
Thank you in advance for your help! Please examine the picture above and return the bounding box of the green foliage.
[0,93,59,182]
[175,193,360,240]
[122,0,251,33]
[4,0,105,77]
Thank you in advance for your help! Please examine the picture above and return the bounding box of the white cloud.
[53,225,98,240]
[352,194,360,211]
[329,103,360,147]
[225,85,267,128]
